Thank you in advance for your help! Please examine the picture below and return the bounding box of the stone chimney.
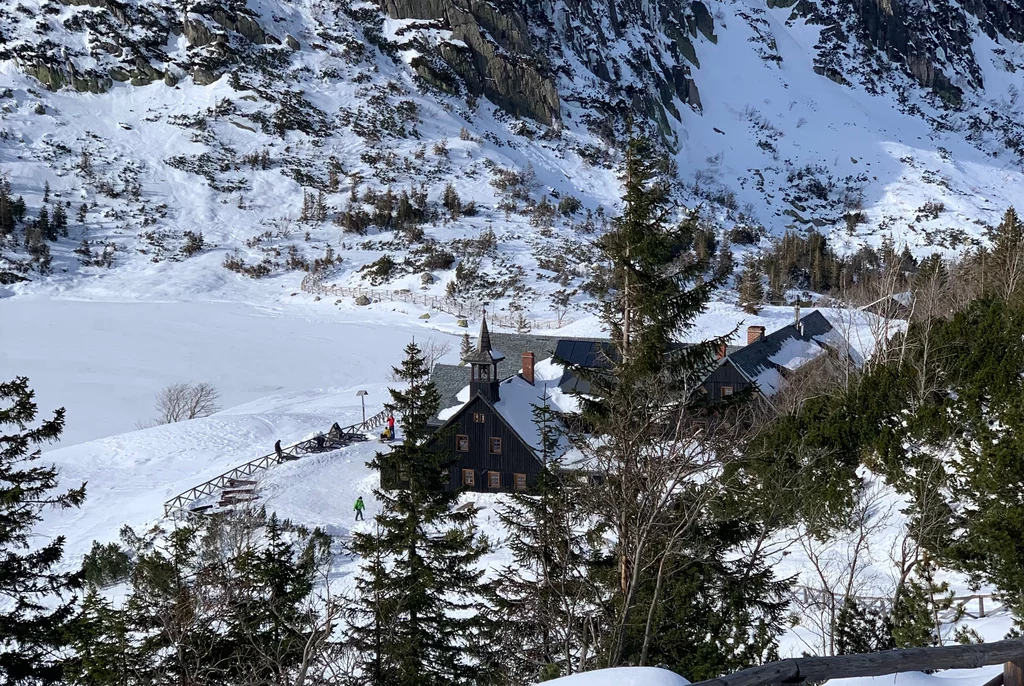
[794,303,801,326]
[747,325,766,345]
[521,351,535,385]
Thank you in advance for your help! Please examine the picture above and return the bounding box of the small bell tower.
[463,314,504,403]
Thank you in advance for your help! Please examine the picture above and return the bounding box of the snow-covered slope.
[2,0,1024,316]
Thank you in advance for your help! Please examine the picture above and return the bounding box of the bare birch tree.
[153,381,221,424]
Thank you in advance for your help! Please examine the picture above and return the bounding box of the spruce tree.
[834,597,894,655]
[492,395,594,682]
[738,257,765,314]
[0,377,86,685]
[92,509,334,686]
[38,207,54,242]
[0,177,14,236]
[221,512,330,685]
[716,236,735,282]
[53,203,68,238]
[459,333,472,362]
[594,134,724,381]
[576,135,782,671]
[66,591,135,686]
[119,522,224,686]
[890,557,951,648]
[349,342,489,686]
[12,196,26,224]
[622,515,790,679]
[987,207,1024,301]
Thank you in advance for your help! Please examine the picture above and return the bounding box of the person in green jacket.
[354,496,365,521]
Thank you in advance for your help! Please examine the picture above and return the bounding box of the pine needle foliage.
[491,394,595,682]
[350,342,491,686]
[0,377,86,686]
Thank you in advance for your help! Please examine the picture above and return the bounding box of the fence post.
[1006,659,1024,686]
[980,596,986,618]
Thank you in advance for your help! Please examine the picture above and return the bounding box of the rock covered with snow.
[537,667,690,686]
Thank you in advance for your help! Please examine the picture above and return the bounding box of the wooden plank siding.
[435,396,543,493]
[700,360,752,401]
[379,395,544,493]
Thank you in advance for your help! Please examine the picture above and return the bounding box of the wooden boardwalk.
[163,408,389,517]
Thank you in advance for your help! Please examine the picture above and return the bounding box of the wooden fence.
[163,408,389,517]
[300,272,567,330]
[691,640,1024,686]
[793,585,1007,623]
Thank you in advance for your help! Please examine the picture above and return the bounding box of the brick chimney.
[521,351,535,385]
[717,342,728,359]
[747,325,766,345]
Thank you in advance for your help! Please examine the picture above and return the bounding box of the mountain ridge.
[2,0,1024,314]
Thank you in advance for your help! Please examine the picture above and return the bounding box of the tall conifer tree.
[350,342,490,686]
[0,377,86,685]
[738,257,765,314]
[572,135,787,673]
[492,393,594,682]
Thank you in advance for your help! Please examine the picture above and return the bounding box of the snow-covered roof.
[437,358,577,458]
[728,311,857,397]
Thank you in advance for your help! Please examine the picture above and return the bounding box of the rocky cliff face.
[376,0,712,142]
[377,0,560,124]
[775,0,1024,107]
[370,0,1021,151]
[0,0,296,93]
[9,0,1024,135]
[540,0,712,144]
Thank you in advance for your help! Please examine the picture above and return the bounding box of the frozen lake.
[0,296,443,446]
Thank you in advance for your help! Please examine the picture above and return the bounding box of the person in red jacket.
[387,414,396,441]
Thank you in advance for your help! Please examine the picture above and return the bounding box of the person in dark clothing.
[274,439,283,459]
[315,433,325,451]
[354,496,365,521]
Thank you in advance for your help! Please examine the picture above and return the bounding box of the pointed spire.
[477,313,492,354]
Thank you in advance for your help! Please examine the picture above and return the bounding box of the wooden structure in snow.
[163,408,389,517]
[387,317,557,493]
[690,639,1024,686]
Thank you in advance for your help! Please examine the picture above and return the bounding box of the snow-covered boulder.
[537,667,689,686]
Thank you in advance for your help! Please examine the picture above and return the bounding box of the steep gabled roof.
[488,333,561,379]
[433,359,577,457]
[430,363,469,418]
[554,339,617,394]
[726,311,845,397]
[431,394,543,464]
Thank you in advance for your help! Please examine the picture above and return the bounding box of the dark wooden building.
[423,316,552,493]
[698,310,854,402]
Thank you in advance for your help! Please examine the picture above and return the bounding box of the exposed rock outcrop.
[11,0,278,92]
[379,0,560,125]
[784,0,1024,108]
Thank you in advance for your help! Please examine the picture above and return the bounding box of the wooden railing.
[690,640,1024,686]
[162,408,389,517]
[300,271,568,330]
[793,585,1007,622]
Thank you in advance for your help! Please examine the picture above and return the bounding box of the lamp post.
[356,390,368,424]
